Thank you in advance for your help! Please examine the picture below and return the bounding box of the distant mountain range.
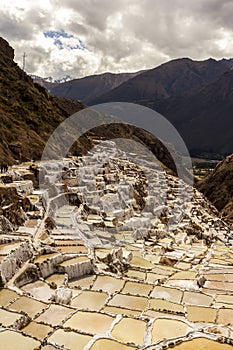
[33,57,233,158]
[48,71,144,104]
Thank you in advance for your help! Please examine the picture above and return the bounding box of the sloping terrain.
[90,58,233,158]
[198,153,233,222]
[0,37,85,164]
[91,58,231,104]
[50,71,143,104]
[0,140,232,349]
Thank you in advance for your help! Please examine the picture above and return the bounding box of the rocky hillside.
[50,71,143,104]
[0,37,183,176]
[90,58,233,158]
[198,154,233,222]
[0,37,85,164]
[91,58,231,104]
[150,70,233,157]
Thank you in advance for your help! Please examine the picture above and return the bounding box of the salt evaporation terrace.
[0,140,232,350]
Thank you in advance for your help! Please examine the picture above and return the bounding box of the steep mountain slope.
[197,154,233,222]
[152,70,233,157]
[0,37,85,164]
[0,37,183,177]
[91,58,231,104]
[50,71,144,104]
[90,58,233,158]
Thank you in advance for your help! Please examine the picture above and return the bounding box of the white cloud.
[1,0,233,78]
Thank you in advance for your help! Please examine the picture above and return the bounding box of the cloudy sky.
[1,0,233,79]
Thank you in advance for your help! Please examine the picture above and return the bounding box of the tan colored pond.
[60,255,90,266]
[146,272,167,283]
[34,253,59,263]
[57,245,88,254]
[92,275,125,293]
[150,286,183,303]
[64,310,114,334]
[111,317,147,345]
[0,308,24,327]
[0,288,19,307]
[186,305,217,323]
[69,275,95,289]
[122,281,153,296]
[170,271,196,280]
[150,298,184,314]
[183,291,213,307]
[172,338,233,350]
[108,294,148,311]
[9,296,46,318]
[217,308,233,324]
[46,274,66,287]
[0,330,40,350]
[0,242,21,255]
[22,321,53,340]
[130,256,154,269]
[103,306,141,316]
[90,338,135,350]
[22,280,53,302]
[126,269,146,280]
[48,329,91,350]
[35,304,74,326]
[71,290,108,310]
[152,318,193,343]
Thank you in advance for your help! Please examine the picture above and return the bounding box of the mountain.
[197,154,233,222]
[50,71,144,104]
[0,37,182,177]
[0,37,85,164]
[31,75,73,92]
[90,58,233,158]
[151,69,233,157]
[91,57,232,104]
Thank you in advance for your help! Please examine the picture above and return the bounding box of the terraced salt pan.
[103,306,141,316]
[0,308,24,327]
[34,253,60,264]
[92,275,125,293]
[22,281,53,302]
[186,305,217,323]
[122,281,153,296]
[59,255,90,266]
[126,269,146,280]
[150,299,184,314]
[182,291,213,306]
[90,338,136,349]
[151,318,193,343]
[0,242,21,255]
[108,294,148,311]
[46,273,66,287]
[111,317,147,345]
[22,321,53,340]
[150,286,183,303]
[64,310,114,334]
[71,290,108,310]
[0,330,40,350]
[172,338,233,349]
[35,304,74,326]
[69,275,95,289]
[9,296,46,318]
[48,329,91,350]
[0,289,19,306]
[56,245,88,253]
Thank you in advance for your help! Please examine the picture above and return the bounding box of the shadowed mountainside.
[0,37,85,163]
[197,154,233,222]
